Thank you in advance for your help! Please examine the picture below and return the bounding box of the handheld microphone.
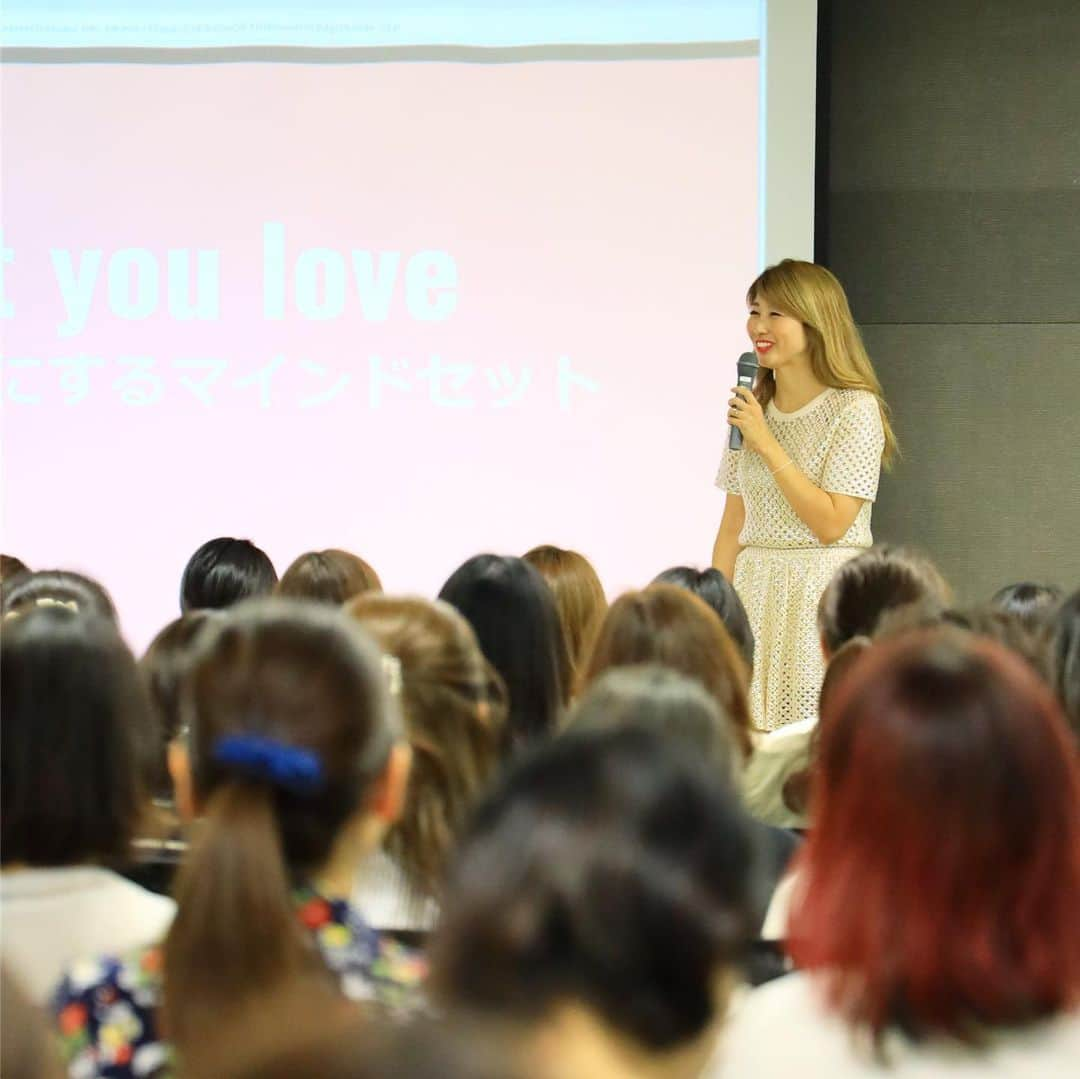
[728,352,759,450]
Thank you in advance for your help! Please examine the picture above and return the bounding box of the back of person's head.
[1,569,117,623]
[817,546,949,657]
[990,581,1062,628]
[345,594,506,899]
[429,725,756,1059]
[179,537,277,612]
[942,606,1053,683]
[580,584,753,758]
[276,549,382,606]
[652,566,755,670]
[163,600,399,1050]
[140,611,224,798]
[522,545,607,683]
[789,627,1080,1042]
[569,665,738,781]
[781,636,873,818]
[1050,589,1080,741]
[0,554,30,582]
[438,554,569,752]
[1,606,145,867]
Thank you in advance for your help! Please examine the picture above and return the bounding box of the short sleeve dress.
[716,388,885,732]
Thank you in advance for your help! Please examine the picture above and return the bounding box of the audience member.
[1,569,117,623]
[140,611,224,798]
[439,554,570,752]
[127,611,224,896]
[179,536,277,612]
[218,1002,524,1079]
[716,628,1080,1075]
[579,584,753,759]
[569,666,800,952]
[569,664,739,779]
[429,725,757,1079]
[817,545,950,656]
[277,548,382,605]
[346,595,506,933]
[942,606,1054,682]
[778,636,873,824]
[1049,588,1080,740]
[652,566,755,670]
[742,547,948,828]
[0,607,173,1003]
[990,580,1062,628]
[523,544,607,685]
[52,601,422,1078]
[0,553,30,581]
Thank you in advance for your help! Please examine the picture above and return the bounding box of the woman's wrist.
[758,438,789,473]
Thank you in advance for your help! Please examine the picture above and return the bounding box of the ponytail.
[162,780,329,1058]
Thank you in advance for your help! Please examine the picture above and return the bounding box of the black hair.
[990,582,1062,628]
[1,606,146,866]
[438,554,569,752]
[652,566,755,668]
[429,724,756,1051]
[179,537,277,612]
[1049,590,1080,740]
[1,569,117,623]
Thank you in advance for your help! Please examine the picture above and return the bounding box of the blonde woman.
[713,260,896,733]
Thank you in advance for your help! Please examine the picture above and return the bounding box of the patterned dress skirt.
[734,544,865,733]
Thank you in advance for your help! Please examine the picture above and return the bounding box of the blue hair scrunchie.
[212,734,324,795]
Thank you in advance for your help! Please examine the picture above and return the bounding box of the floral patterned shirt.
[51,887,427,1079]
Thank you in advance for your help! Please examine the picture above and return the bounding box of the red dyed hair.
[788,627,1080,1042]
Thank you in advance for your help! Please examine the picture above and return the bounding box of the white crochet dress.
[716,388,884,732]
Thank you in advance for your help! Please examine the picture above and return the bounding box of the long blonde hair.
[748,259,898,466]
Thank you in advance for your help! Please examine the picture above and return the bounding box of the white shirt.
[0,866,175,1004]
[352,847,437,933]
[712,972,1080,1078]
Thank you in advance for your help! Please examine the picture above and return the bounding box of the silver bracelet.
[771,459,796,477]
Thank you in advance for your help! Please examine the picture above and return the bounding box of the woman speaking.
[713,260,896,733]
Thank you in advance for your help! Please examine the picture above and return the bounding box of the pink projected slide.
[1,58,758,647]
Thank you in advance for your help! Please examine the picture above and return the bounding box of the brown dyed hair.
[523,545,607,682]
[276,548,382,606]
[747,259,898,466]
[163,600,396,1057]
[579,585,753,758]
[345,594,506,899]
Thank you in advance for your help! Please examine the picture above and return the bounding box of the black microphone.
[728,352,759,449]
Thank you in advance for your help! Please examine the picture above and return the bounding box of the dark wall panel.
[866,324,1080,600]
[827,0,1080,325]
[824,0,1080,600]
[832,190,1080,326]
